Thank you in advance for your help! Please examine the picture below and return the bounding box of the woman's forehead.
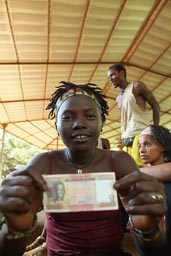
[61,95,97,108]
[139,134,154,142]
[57,94,100,113]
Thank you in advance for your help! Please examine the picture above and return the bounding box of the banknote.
[43,172,118,212]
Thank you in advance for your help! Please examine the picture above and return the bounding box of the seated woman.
[138,125,171,255]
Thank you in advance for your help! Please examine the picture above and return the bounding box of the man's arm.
[140,162,171,182]
[146,91,160,125]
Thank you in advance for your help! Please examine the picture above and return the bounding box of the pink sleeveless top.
[46,151,124,256]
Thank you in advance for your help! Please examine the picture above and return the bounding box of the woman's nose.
[139,145,145,153]
[72,117,86,128]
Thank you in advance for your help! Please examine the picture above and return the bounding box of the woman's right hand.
[0,166,45,230]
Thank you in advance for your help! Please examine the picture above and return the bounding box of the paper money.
[43,172,118,212]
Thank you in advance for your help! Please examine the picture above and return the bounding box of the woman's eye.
[61,115,72,120]
[87,114,96,120]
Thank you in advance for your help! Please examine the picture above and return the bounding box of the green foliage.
[0,131,42,178]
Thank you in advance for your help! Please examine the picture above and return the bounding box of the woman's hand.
[114,171,167,230]
[0,166,46,230]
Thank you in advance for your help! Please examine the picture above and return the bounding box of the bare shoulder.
[28,151,49,163]
[27,150,60,174]
[133,81,148,95]
[111,150,139,179]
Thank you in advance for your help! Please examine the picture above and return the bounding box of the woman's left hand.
[114,171,167,217]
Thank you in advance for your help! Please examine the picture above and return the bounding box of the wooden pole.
[0,124,7,180]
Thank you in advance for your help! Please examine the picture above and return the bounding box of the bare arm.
[113,151,167,251]
[131,216,166,253]
[0,164,46,256]
[115,171,167,252]
[140,162,171,182]
[146,91,160,125]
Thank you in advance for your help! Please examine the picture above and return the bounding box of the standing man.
[107,64,160,166]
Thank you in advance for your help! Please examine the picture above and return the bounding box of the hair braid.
[150,125,171,162]
[46,81,109,123]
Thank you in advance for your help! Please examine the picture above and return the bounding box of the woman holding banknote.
[0,81,167,256]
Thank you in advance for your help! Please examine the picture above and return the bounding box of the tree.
[0,131,42,178]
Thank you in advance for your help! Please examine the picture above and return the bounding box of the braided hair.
[46,81,109,123]
[150,125,171,162]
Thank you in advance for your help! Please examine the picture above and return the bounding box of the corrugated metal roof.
[0,0,171,150]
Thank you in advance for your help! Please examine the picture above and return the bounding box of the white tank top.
[121,82,150,138]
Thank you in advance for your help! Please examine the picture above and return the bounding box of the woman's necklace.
[66,149,96,174]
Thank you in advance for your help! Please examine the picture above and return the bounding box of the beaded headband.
[55,88,101,112]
